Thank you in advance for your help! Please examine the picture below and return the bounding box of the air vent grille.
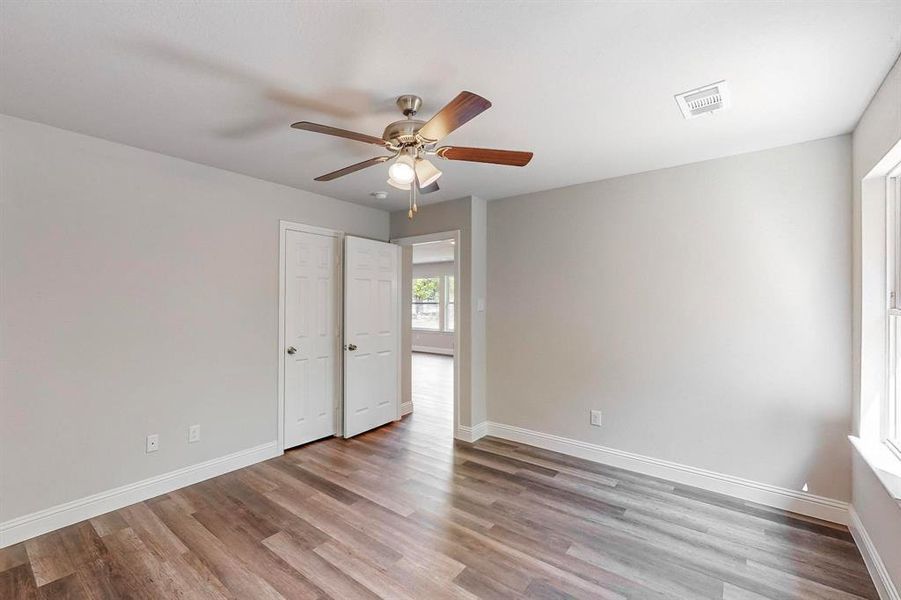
[675,81,730,119]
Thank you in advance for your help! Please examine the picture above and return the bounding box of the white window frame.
[885,162,901,459]
[444,274,454,332]
[412,273,455,333]
[411,275,442,331]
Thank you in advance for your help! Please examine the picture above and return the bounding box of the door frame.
[277,220,344,453]
[391,230,462,439]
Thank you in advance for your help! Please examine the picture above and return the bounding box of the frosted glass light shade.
[388,155,415,185]
[414,159,442,187]
[387,178,410,191]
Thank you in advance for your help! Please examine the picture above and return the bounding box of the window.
[446,275,455,332]
[412,277,440,330]
[886,169,901,456]
[412,275,454,332]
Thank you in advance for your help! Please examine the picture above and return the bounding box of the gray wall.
[851,54,901,591]
[487,135,852,501]
[470,197,487,426]
[0,115,389,521]
[413,329,454,353]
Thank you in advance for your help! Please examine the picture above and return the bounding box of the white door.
[284,229,340,448]
[344,236,401,438]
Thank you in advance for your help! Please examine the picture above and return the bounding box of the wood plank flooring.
[1,353,878,599]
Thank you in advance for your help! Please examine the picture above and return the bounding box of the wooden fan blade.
[291,121,387,147]
[420,181,439,194]
[436,146,533,166]
[314,156,391,181]
[416,91,491,143]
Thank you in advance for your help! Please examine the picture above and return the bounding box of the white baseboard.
[849,506,901,600]
[412,346,454,356]
[479,421,849,525]
[456,422,488,443]
[0,441,280,549]
[401,401,413,416]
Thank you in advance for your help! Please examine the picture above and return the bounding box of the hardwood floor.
[1,354,877,599]
[412,351,454,432]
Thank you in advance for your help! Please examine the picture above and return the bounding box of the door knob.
[346,343,358,351]
[286,346,297,355]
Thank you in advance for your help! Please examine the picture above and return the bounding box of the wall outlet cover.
[590,410,602,427]
[146,434,159,453]
[188,425,200,443]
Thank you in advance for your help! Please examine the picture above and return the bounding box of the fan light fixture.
[386,178,411,191]
[387,158,442,191]
[415,158,442,187]
[388,154,415,185]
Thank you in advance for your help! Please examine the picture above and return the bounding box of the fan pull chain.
[408,185,413,220]
[408,170,419,220]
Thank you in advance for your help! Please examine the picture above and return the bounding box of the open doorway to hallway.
[410,239,455,434]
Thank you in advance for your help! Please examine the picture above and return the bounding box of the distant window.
[412,277,440,330]
[412,274,455,332]
[445,276,455,332]
[887,171,901,456]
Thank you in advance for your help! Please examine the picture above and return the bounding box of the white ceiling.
[1,2,899,211]
[413,240,455,265]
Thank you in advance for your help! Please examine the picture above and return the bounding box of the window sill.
[412,328,453,333]
[849,435,901,506]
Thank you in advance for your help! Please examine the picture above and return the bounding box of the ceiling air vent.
[674,81,730,119]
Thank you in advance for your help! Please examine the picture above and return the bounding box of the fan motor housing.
[382,119,425,146]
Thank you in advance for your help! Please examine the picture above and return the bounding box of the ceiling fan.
[291,91,533,218]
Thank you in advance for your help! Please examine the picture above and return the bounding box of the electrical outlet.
[146,434,159,453]
[590,410,602,427]
[188,425,200,443]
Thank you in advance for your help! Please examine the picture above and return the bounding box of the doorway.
[394,231,461,437]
